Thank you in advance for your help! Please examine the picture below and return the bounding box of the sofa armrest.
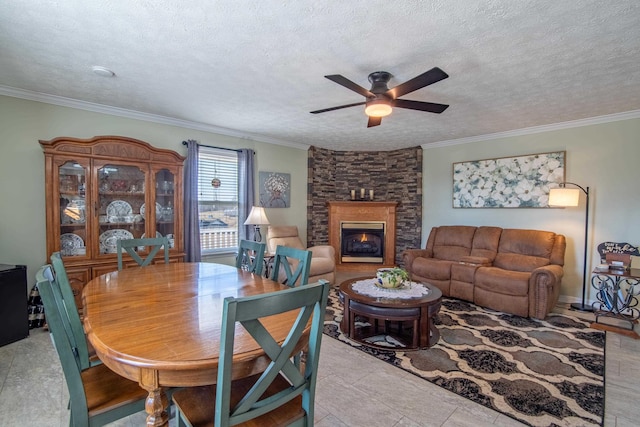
[309,245,335,260]
[402,249,432,270]
[528,264,564,319]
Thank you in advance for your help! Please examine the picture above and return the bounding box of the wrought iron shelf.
[591,271,640,333]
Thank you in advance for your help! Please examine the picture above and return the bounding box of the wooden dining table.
[82,262,296,427]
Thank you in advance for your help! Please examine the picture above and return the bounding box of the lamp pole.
[563,182,592,312]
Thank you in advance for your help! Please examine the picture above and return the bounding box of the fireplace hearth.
[341,222,385,263]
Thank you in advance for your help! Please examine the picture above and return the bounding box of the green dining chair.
[50,252,100,369]
[116,236,169,270]
[270,245,312,287]
[171,279,330,427]
[235,240,266,275]
[35,265,149,427]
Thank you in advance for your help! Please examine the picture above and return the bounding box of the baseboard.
[557,294,596,306]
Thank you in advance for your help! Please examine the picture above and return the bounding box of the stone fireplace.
[307,146,423,267]
[327,201,398,270]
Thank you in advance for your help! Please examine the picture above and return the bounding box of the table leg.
[340,294,350,336]
[420,302,442,348]
[144,388,169,427]
[419,306,429,347]
[140,369,169,427]
[430,301,441,347]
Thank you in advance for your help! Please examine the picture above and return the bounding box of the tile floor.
[1,276,639,426]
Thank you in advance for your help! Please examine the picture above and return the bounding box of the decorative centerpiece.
[376,267,410,289]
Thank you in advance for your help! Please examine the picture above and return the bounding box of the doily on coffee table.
[351,278,430,299]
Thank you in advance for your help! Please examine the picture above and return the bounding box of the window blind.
[198,148,238,202]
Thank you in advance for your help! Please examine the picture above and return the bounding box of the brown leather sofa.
[402,225,566,319]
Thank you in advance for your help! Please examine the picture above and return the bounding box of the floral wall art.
[259,171,291,208]
[452,151,565,208]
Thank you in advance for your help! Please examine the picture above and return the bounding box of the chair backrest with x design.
[35,266,148,426]
[172,279,330,427]
[270,245,312,287]
[117,236,169,270]
[235,240,266,275]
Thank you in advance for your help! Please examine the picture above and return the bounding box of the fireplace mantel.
[327,201,398,271]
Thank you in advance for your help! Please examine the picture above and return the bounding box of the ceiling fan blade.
[325,75,375,98]
[310,101,366,114]
[387,67,449,99]
[393,99,449,113]
[367,116,382,128]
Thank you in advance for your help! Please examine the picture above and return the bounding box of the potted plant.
[376,267,410,289]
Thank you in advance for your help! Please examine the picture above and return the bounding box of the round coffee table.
[339,277,442,350]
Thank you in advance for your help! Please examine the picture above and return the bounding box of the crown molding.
[0,85,310,151]
[3,84,637,153]
[424,109,640,149]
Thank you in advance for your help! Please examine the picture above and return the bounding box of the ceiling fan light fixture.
[365,100,392,118]
[311,67,448,126]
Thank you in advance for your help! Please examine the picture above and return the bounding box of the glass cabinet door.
[155,169,175,249]
[96,163,146,255]
[58,161,88,258]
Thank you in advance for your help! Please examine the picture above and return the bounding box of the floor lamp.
[244,206,270,242]
[548,182,591,312]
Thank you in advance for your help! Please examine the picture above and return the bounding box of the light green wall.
[423,118,640,304]
[2,94,638,303]
[0,95,308,288]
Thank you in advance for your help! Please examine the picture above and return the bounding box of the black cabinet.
[0,264,28,346]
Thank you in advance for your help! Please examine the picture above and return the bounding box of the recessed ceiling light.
[91,66,115,77]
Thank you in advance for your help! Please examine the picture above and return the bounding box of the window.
[198,147,238,254]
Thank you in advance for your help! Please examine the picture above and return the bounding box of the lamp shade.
[243,206,270,225]
[364,100,392,118]
[548,188,580,207]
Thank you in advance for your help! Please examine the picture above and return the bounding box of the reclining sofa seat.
[403,226,566,319]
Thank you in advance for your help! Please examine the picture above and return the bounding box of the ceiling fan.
[310,67,449,127]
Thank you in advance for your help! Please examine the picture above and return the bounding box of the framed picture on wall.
[259,171,291,208]
[452,151,565,208]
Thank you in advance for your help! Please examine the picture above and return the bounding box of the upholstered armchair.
[266,226,336,284]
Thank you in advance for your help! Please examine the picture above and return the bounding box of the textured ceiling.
[1,1,640,151]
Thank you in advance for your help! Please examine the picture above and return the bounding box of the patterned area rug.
[323,287,605,427]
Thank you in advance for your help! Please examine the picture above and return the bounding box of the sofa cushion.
[475,267,531,296]
[493,229,555,272]
[469,226,502,261]
[451,263,478,283]
[431,226,476,261]
[412,258,454,281]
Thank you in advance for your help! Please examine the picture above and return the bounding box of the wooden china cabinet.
[41,135,186,310]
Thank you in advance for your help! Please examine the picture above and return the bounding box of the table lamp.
[243,206,270,242]
[548,182,591,312]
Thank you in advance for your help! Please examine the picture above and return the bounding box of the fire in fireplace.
[340,222,385,263]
